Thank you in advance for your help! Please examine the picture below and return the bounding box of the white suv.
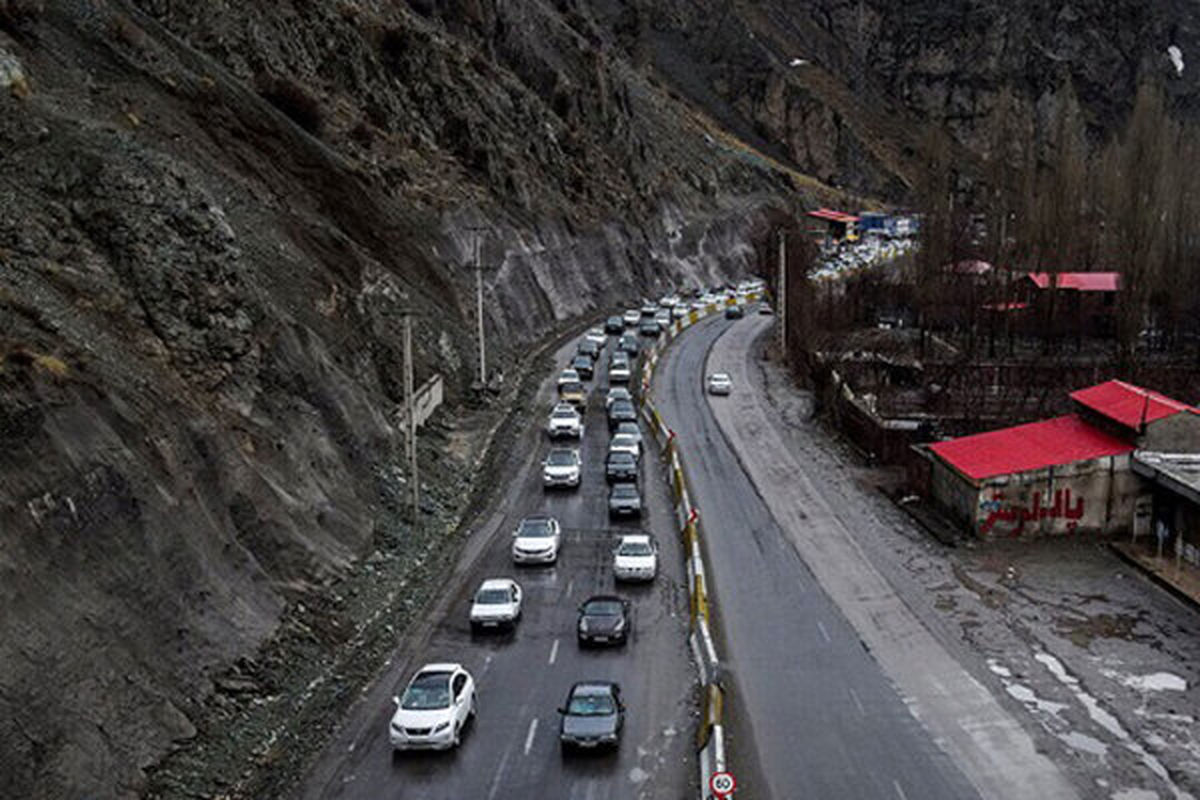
[543,448,582,488]
[389,664,476,750]
[547,403,583,439]
[512,515,561,564]
[613,534,658,581]
[469,578,523,631]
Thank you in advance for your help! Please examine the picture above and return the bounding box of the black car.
[576,595,630,646]
[619,334,640,355]
[558,682,624,751]
[638,319,661,337]
[604,316,625,335]
[578,340,601,359]
[724,304,744,319]
[607,399,637,431]
[605,451,639,483]
[607,482,642,518]
[571,354,594,380]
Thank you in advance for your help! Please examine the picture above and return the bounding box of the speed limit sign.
[709,771,737,797]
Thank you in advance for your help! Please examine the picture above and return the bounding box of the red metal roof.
[807,208,860,223]
[928,414,1133,481]
[1069,379,1196,429]
[1027,272,1121,291]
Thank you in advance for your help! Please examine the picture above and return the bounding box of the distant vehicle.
[558,681,624,751]
[660,294,680,308]
[389,664,476,751]
[707,373,732,395]
[607,399,637,431]
[547,403,583,439]
[605,450,639,483]
[758,302,773,315]
[654,309,671,329]
[512,515,561,564]
[640,303,657,317]
[606,386,633,409]
[543,447,582,489]
[614,420,642,448]
[671,304,687,319]
[724,305,744,319]
[578,340,600,360]
[469,578,523,631]
[622,309,641,327]
[638,319,661,337]
[571,354,594,380]
[613,534,658,582]
[585,328,607,348]
[576,595,630,647]
[608,432,640,461]
[607,482,642,518]
[559,381,586,407]
[619,333,640,355]
[605,316,625,335]
[609,361,632,383]
[557,368,580,387]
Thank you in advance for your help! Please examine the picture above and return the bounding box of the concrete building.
[1132,452,1200,568]
[919,380,1200,538]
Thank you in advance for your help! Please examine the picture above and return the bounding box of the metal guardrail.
[637,292,761,799]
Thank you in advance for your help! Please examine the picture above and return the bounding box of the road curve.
[299,337,696,800]
[653,314,981,800]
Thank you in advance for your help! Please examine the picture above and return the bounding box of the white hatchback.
[608,433,640,461]
[543,448,582,489]
[706,373,732,395]
[557,368,580,388]
[547,403,583,439]
[469,578,522,631]
[389,664,476,750]
[613,534,658,581]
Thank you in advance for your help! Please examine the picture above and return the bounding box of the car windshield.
[612,401,634,414]
[618,541,653,556]
[567,693,615,716]
[401,672,451,710]
[617,423,638,435]
[612,485,638,498]
[612,435,634,447]
[584,600,623,616]
[552,409,576,419]
[547,451,577,466]
[608,452,634,464]
[562,382,583,393]
[476,588,511,604]
[518,518,554,537]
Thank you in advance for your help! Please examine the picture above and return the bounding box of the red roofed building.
[920,380,1200,538]
[806,208,859,241]
[1018,272,1122,337]
[1026,272,1121,291]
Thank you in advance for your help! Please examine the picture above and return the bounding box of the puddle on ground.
[1112,790,1161,800]
[1055,612,1142,648]
[1059,730,1109,757]
[952,562,1007,608]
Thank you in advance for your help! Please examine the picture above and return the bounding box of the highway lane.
[300,332,695,800]
[654,314,980,800]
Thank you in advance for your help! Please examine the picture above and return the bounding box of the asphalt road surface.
[300,334,695,800]
[654,314,982,800]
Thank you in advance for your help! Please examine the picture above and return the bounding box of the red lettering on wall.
[979,488,1084,535]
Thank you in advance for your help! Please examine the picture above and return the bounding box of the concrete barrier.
[636,291,761,799]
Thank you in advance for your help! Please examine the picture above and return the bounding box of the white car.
[389,663,476,750]
[512,515,561,564]
[558,368,580,388]
[654,310,671,329]
[707,373,732,395]
[585,328,607,348]
[672,304,687,319]
[606,386,633,409]
[608,433,640,461]
[609,362,631,383]
[613,534,658,581]
[543,448,582,489]
[614,421,643,448]
[547,403,584,439]
[622,309,641,327]
[469,578,523,631]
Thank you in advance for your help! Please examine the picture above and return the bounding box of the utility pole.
[778,229,787,357]
[402,309,419,527]
[464,227,490,389]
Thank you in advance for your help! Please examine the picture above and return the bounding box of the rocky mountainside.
[1,1,1196,798]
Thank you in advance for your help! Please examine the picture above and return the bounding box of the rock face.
[1,1,1197,798]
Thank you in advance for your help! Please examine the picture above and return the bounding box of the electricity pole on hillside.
[401,308,419,527]
[465,227,496,389]
[778,229,787,358]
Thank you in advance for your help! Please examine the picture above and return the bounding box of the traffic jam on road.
[379,283,761,795]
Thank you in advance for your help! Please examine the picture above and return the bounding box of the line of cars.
[388,284,762,756]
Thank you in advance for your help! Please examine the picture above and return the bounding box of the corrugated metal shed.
[928,414,1134,481]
